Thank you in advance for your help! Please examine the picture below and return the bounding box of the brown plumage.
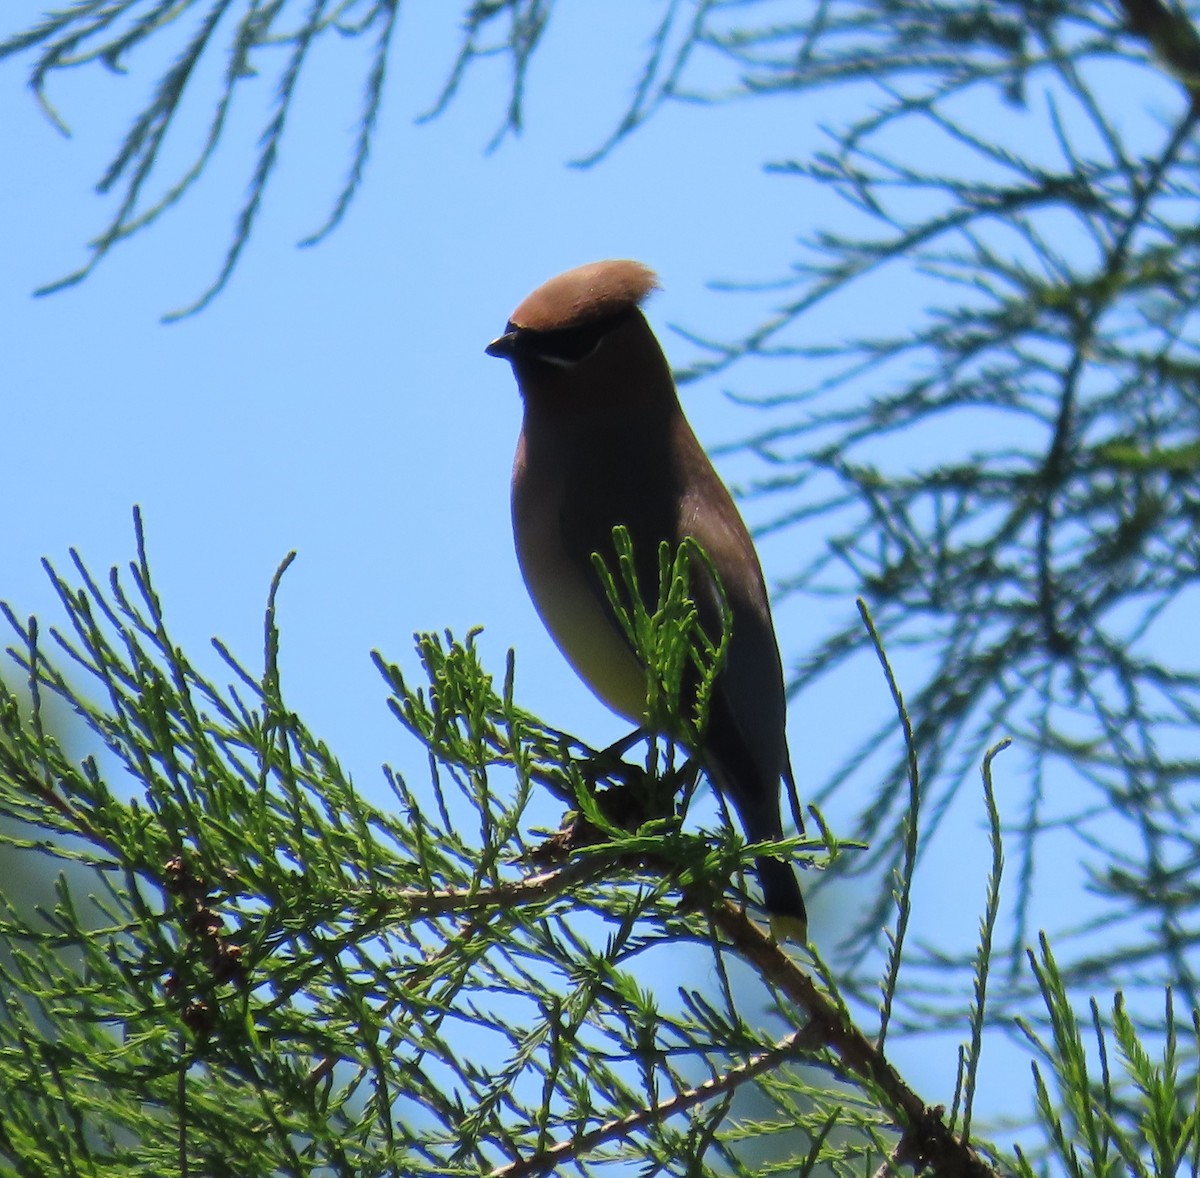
[486,259,806,941]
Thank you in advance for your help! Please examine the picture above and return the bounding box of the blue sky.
[2,5,867,832]
[3,2,1181,1135]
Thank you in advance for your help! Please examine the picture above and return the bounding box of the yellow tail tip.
[768,912,808,946]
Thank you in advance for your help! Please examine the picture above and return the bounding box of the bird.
[486,259,806,942]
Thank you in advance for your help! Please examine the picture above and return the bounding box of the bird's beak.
[485,332,519,359]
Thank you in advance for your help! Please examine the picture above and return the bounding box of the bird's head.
[486,260,670,411]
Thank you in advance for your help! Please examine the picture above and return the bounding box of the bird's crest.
[507,260,659,333]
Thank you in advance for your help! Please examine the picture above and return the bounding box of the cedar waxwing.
[486,259,806,942]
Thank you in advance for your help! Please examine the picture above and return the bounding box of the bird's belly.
[516,524,648,725]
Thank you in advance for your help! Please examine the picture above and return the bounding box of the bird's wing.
[672,431,795,844]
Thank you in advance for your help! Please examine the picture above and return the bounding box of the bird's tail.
[755,856,807,945]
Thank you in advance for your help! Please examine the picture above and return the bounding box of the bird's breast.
[511,430,649,725]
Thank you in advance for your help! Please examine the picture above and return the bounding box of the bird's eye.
[516,312,627,368]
